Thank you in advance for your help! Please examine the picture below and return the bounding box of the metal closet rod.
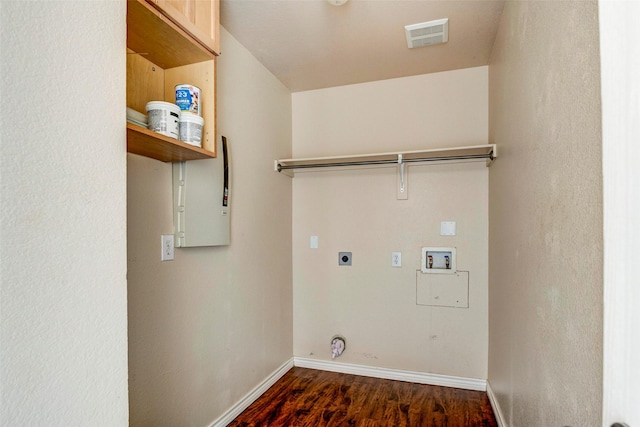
[277,152,494,172]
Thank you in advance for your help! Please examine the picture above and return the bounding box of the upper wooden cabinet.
[146,0,220,55]
[127,0,218,162]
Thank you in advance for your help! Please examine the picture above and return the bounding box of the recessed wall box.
[421,247,456,274]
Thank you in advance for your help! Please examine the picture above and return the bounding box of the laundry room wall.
[291,67,490,380]
[127,27,293,426]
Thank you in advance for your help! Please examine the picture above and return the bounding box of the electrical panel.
[173,135,230,247]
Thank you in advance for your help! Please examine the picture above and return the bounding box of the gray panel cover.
[173,136,230,247]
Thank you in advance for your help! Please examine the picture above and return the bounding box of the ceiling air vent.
[404,18,449,49]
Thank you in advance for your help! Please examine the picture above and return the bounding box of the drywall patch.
[416,270,469,308]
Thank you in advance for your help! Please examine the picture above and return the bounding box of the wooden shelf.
[276,144,497,176]
[126,0,217,162]
[127,123,215,162]
[127,0,214,69]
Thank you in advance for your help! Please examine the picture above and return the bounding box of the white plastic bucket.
[145,101,180,139]
[175,84,201,116]
[179,112,204,147]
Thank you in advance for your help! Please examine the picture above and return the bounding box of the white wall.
[0,1,129,425]
[127,27,293,426]
[488,1,603,426]
[292,68,489,379]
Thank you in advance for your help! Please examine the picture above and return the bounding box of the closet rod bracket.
[397,154,408,200]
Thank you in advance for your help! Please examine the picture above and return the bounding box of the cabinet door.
[148,0,220,55]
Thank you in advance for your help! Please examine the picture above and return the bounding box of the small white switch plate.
[310,235,318,249]
[392,252,402,267]
[440,221,456,236]
[161,235,174,261]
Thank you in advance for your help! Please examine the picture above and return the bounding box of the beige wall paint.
[293,68,489,158]
[127,27,292,426]
[292,68,490,379]
[0,1,129,425]
[488,1,602,426]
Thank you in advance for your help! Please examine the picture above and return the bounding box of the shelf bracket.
[397,154,408,200]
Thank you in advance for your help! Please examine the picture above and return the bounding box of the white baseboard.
[208,358,294,427]
[486,380,508,427]
[293,357,486,391]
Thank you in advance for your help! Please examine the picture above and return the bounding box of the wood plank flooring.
[228,367,497,427]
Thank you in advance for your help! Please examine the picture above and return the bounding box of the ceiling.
[220,0,506,92]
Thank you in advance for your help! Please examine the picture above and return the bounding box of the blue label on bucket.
[175,85,200,115]
[175,89,193,110]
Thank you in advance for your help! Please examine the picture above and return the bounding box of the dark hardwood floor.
[228,367,497,427]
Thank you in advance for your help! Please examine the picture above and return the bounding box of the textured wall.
[127,27,292,426]
[488,1,603,425]
[0,1,129,425]
[292,68,489,379]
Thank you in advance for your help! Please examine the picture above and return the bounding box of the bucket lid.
[179,112,204,124]
[175,84,201,91]
[145,101,180,113]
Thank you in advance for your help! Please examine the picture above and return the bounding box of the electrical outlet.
[392,252,402,267]
[161,235,174,261]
